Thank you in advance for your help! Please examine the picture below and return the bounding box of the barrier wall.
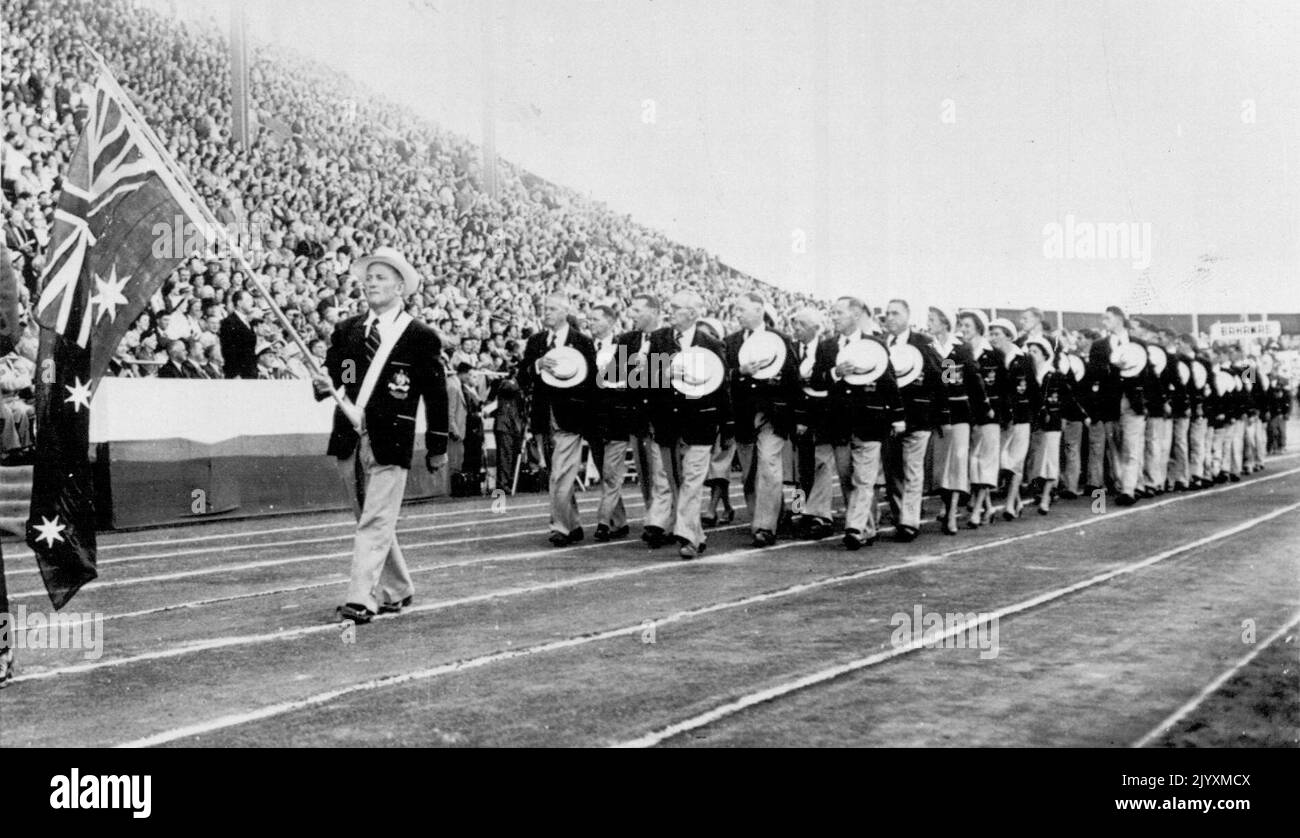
[89,379,443,529]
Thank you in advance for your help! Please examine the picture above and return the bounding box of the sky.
[150,0,1299,315]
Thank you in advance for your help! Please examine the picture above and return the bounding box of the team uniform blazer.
[1001,349,1038,425]
[318,313,449,467]
[1164,358,1189,419]
[810,333,905,444]
[1142,353,1169,419]
[1192,353,1215,422]
[646,326,729,446]
[974,344,1008,425]
[517,328,598,436]
[934,336,991,426]
[1086,334,1149,422]
[891,331,949,430]
[1031,369,1086,432]
[792,337,836,445]
[594,329,655,439]
[723,328,801,442]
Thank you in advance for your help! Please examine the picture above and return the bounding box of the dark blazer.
[517,327,597,435]
[886,330,948,430]
[1002,350,1038,425]
[811,333,904,443]
[723,328,801,442]
[974,344,1008,425]
[593,329,654,440]
[1087,333,1149,421]
[219,313,258,379]
[1031,369,1086,432]
[646,326,728,446]
[317,313,449,467]
[792,334,835,444]
[934,337,991,427]
[1164,359,1188,419]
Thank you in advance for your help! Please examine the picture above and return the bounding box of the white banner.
[1208,321,1280,342]
[89,379,425,444]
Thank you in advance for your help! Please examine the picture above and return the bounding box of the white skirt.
[708,434,736,482]
[999,422,1031,477]
[932,423,971,494]
[1025,429,1061,482]
[970,423,1001,487]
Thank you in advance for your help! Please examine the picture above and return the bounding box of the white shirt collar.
[550,323,570,346]
[365,305,402,333]
[893,328,911,346]
[933,332,958,358]
[838,328,862,345]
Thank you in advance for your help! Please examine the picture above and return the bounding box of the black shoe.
[1037,505,1050,516]
[594,524,611,542]
[1214,473,1229,484]
[378,595,413,615]
[548,531,570,547]
[1059,489,1080,500]
[806,519,833,540]
[678,539,707,560]
[642,525,664,546]
[607,525,630,540]
[701,515,718,529]
[893,525,918,543]
[751,529,776,548]
[843,530,864,551]
[1229,473,1241,483]
[719,508,735,525]
[1172,483,1188,492]
[337,603,375,624]
[567,526,584,543]
[1115,493,1137,507]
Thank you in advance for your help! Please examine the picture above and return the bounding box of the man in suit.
[312,247,449,624]
[645,289,728,559]
[155,339,193,378]
[517,293,598,547]
[812,296,905,548]
[789,306,834,539]
[882,298,947,541]
[591,300,661,542]
[220,289,259,379]
[724,292,800,547]
[1086,305,1147,505]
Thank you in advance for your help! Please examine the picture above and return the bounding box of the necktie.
[674,330,684,350]
[888,334,897,348]
[548,332,557,350]
[364,319,381,366]
[798,342,807,361]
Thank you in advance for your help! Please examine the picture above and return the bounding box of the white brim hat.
[671,346,725,398]
[837,338,888,386]
[989,318,1018,341]
[351,246,421,298]
[540,346,588,388]
[890,342,925,388]
[738,330,788,380]
[958,308,989,335]
[1025,335,1055,361]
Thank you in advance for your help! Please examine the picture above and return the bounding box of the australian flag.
[27,69,211,608]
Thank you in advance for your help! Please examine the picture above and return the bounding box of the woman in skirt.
[927,306,989,535]
[989,318,1035,519]
[1023,336,1085,515]
[958,309,1004,528]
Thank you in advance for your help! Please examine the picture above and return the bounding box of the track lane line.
[12,465,1300,685]
[1130,610,1300,748]
[612,501,1300,748]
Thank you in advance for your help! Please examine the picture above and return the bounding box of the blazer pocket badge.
[387,369,412,399]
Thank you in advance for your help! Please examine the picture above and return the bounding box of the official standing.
[219,289,259,379]
[883,299,946,541]
[645,290,728,559]
[518,293,598,546]
[725,293,800,547]
[313,247,449,624]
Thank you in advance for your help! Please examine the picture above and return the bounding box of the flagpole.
[81,43,361,428]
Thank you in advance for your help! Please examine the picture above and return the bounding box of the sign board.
[1208,321,1280,343]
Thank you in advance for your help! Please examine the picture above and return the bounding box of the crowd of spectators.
[2,0,823,387]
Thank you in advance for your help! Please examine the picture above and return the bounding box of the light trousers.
[337,434,414,612]
[886,429,931,530]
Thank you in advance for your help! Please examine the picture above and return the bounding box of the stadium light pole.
[229,0,250,149]
[480,0,500,201]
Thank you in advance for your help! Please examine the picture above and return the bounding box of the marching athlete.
[959,309,1004,528]
[883,299,947,541]
[313,247,450,624]
[928,306,990,535]
[989,318,1034,519]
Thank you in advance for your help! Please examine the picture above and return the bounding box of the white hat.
[351,247,421,298]
[890,342,924,388]
[738,330,787,380]
[989,318,1018,341]
[671,346,725,398]
[837,338,888,386]
[1024,335,1055,361]
[1115,342,1147,378]
[1147,344,1167,374]
[957,308,989,335]
[540,346,588,389]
